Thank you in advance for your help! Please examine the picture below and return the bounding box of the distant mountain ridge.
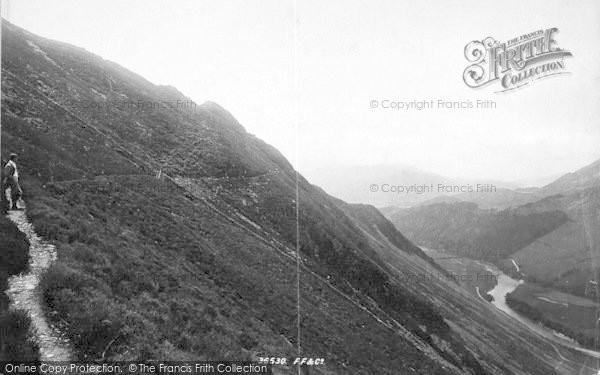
[538,158,600,196]
[307,158,600,210]
[304,164,520,208]
[410,157,600,210]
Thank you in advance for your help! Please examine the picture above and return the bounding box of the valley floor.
[422,247,600,373]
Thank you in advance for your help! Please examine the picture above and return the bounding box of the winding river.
[486,266,600,358]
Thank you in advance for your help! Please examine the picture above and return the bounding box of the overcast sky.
[3,0,599,183]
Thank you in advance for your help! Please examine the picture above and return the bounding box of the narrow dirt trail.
[5,203,73,361]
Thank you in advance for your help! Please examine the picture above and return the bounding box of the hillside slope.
[1,19,475,374]
[539,159,600,197]
[506,187,600,294]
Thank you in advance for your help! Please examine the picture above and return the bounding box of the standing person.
[3,153,23,210]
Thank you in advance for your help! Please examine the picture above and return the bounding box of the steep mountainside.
[506,186,600,295]
[1,20,474,374]
[1,20,594,374]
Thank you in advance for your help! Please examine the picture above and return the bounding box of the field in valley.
[508,282,600,348]
[421,248,498,297]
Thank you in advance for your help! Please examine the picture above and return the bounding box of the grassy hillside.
[25,174,459,370]
[539,158,600,196]
[504,187,600,297]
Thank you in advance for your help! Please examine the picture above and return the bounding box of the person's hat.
[9,153,17,160]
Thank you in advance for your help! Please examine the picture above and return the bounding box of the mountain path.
[5,201,73,361]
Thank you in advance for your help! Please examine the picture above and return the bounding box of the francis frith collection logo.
[463,28,572,92]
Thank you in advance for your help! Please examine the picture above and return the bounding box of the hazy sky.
[3,0,600,183]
